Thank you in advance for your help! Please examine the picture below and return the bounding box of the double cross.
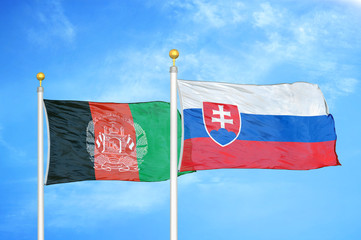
[212,105,233,128]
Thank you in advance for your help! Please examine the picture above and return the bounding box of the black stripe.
[44,100,96,185]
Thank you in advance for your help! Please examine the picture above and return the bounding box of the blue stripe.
[183,108,336,142]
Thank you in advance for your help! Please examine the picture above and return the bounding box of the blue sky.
[1,0,361,239]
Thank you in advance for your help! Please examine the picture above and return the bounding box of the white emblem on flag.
[86,114,148,172]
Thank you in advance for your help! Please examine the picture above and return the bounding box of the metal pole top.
[169,49,179,66]
[36,72,45,87]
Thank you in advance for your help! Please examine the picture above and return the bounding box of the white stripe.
[177,79,329,116]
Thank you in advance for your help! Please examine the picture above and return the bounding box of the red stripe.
[89,102,140,181]
[180,138,340,171]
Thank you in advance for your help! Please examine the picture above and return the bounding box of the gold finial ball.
[169,49,179,60]
[36,72,45,81]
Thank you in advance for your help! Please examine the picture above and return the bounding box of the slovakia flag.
[177,80,340,172]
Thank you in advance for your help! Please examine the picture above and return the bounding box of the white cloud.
[43,46,173,102]
[41,1,360,108]
[178,50,263,84]
[179,172,299,225]
[94,48,171,103]
[192,0,245,27]
[168,0,360,96]
[245,3,361,95]
[318,77,359,109]
[293,26,316,45]
[45,181,168,228]
[253,2,283,28]
[164,0,246,28]
[0,203,36,234]
[0,125,26,158]
[27,0,75,45]
[337,78,358,93]
[178,173,202,186]
[322,77,359,96]
[0,179,169,232]
[332,0,361,7]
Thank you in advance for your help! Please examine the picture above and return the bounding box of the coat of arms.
[86,113,147,172]
[202,101,241,147]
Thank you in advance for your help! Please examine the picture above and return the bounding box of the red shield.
[202,102,241,147]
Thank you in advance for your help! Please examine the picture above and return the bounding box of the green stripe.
[129,102,189,181]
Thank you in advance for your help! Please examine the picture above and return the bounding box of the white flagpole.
[169,49,179,240]
[37,72,45,240]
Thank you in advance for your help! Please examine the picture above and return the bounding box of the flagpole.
[169,49,179,240]
[37,72,45,240]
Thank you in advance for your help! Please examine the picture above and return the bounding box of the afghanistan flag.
[44,100,188,185]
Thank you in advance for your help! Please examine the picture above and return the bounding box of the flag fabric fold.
[177,79,340,172]
[44,100,188,185]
